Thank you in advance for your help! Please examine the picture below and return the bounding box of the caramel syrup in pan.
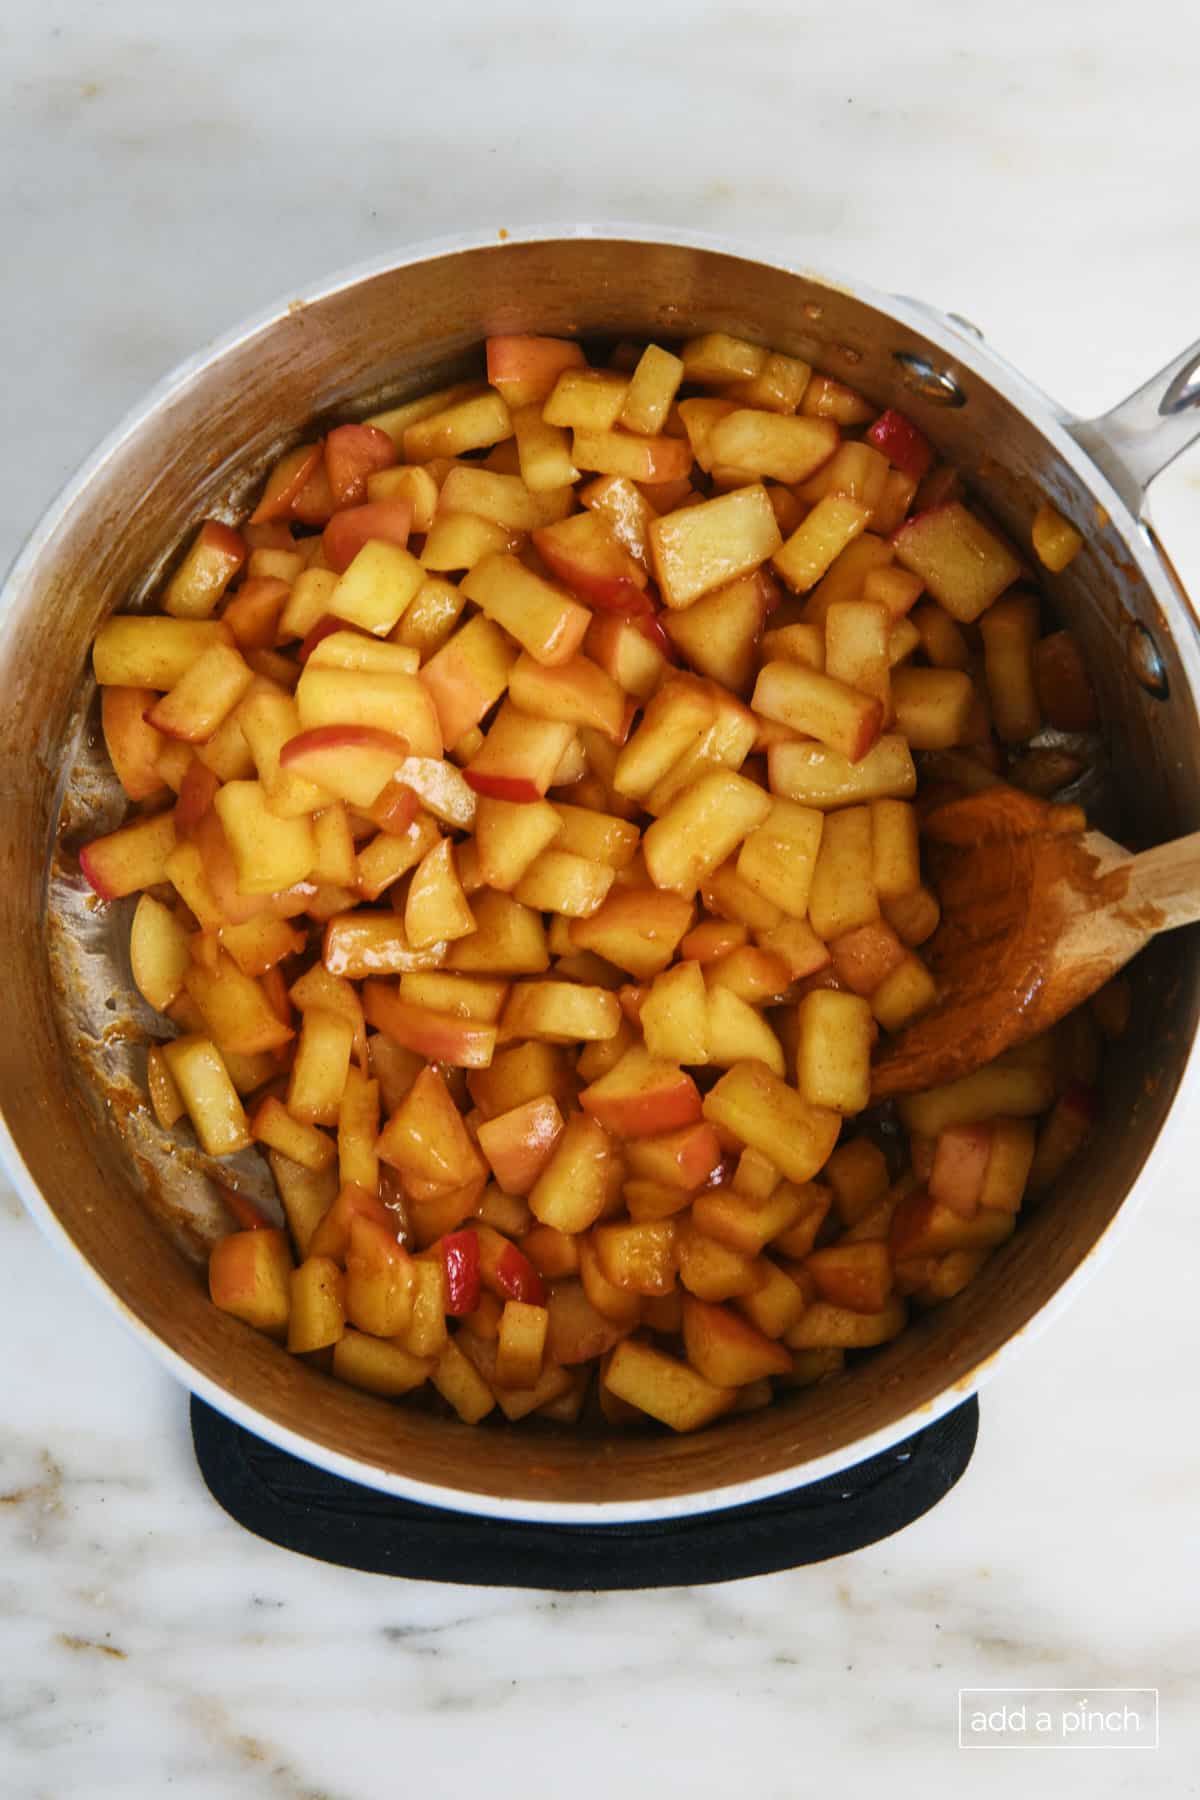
[870,787,1133,1098]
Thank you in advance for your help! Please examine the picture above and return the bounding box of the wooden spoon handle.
[1124,830,1200,932]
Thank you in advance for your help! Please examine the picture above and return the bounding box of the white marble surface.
[3,1,1200,1792]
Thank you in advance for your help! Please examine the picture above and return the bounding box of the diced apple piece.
[662,572,769,696]
[305,1179,394,1260]
[93,616,233,689]
[437,464,573,531]
[334,1330,433,1397]
[682,1296,790,1384]
[275,724,406,811]
[364,984,497,1069]
[870,955,938,1031]
[161,519,246,619]
[706,985,785,1075]
[531,510,652,615]
[772,495,871,593]
[892,502,1021,622]
[620,343,685,435]
[682,332,767,384]
[494,1299,549,1388]
[928,1122,993,1217]
[806,1241,893,1312]
[366,464,440,531]
[550,802,640,870]
[864,408,934,481]
[640,960,709,1065]
[703,1060,839,1185]
[526,1112,614,1234]
[736,1259,808,1338]
[468,1042,572,1124]
[786,1295,907,1349]
[280,1251,347,1358]
[898,1062,1057,1138]
[828,920,907,995]
[251,1095,335,1172]
[500,980,620,1044]
[294,665,441,758]
[322,422,396,509]
[890,1189,1015,1259]
[377,1065,486,1189]
[511,403,579,494]
[163,1034,252,1156]
[726,350,811,413]
[650,485,782,609]
[508,651,627,742]
[183,946,294,1056]
[146,642,253,744]
[691,1183,806,1257]
[464,701,574,803]
[602,1337,732,1431]
[979,1117,1036,1213]
[402,836,473,950]
[700,860,784,933]
[541,1278,625,1364]
[571,427,693,486]
[282,1007,354,1127]
[890,667,975,749]
[342,1214,415,1336]
[677,1222,762,1301]
[279,568,340,640]
[402,390,512,462]
[753,660,883,765]
[735,797,824,917]
[211,780,314,894]
[146,1043,186,1128]
[542,367,630,431]
[324,540,425,637]
[614,675,715,799]
[460,552,590,667]
[568,887,695,979]
[643,769,772,895]
[585,613,672,702]
[80,809,177,900]
[471,1224,547,1306]
[420,512,521,572]
[708,410,838,484]
[445,889,549,976]
[757,916,832,982]
[625,1121,723,1191]
[100,686,168,802]
[418,614,518,749]
[322,911,447,978]
[822,1139,890,1226]
[475,1095,565,1197]
[795,989,873,1113]
[593,1219,677,1296]
[430,1338,496,1423]
[209,1228,292,1337]
[580,1044,702,1138]
[487,334,586,406]
[808,804,878,939]
[769,734,916,809]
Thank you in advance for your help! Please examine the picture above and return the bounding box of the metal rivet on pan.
[892,350,967,407]
[1128,622,1169,698]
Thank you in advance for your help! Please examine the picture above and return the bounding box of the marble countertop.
[3,1,1199,1792]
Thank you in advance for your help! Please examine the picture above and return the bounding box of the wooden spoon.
[869,786,1197,1099]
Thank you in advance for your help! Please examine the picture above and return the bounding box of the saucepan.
[2,226,1199,1521]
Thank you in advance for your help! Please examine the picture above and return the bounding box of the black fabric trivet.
[191,1394,978,1588]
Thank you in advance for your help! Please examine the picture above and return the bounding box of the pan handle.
[1068,339,1200,514]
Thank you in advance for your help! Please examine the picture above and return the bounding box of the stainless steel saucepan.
[3,225,1199,1521]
